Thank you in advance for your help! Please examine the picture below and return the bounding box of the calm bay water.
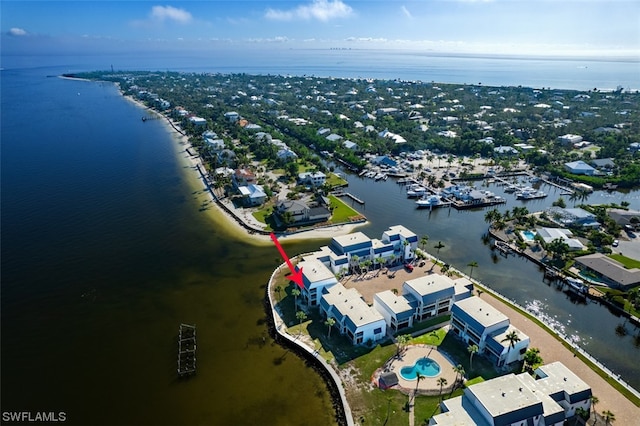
[2,52,639,424]
[1,67,335,425]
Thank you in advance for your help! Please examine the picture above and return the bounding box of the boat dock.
[451,197,507,210]
[177,323,197,377]
[334,191,365,205]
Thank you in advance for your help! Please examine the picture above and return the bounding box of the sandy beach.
[123,93,365,246]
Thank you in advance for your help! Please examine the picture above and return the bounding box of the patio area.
[375,344,459,396]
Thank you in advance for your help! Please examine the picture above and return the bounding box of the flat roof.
[385,225,417,239]
[298,259,336,284]
[404,275,455,297]
[454,296,509,329]
[374,290,413,314]
[467,374,543,419]
[534,361,592,398]
[332,232,371,248]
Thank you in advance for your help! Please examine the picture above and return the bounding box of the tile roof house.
[431,362,591,426]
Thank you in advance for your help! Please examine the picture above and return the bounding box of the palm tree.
[436,377,448,400]
[522,347,543,373]
[291,287,301,308]
[591,396,599,424]
[467,261,478,279]
[467,344,479,371]
[324,317,335,338]
[575,407,589,425]
[414,372,425,397]
[350,254,360,274]
[296,310,307,326]
[434,241,445,255]
[501,330,521,349]
[396,334,411,356]
[420,235,429,250]
[452,364,465,386]
[601,409,615,425]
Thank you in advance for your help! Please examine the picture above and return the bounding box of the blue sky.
[2,0,639,57]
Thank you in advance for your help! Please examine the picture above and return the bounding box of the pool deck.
[377,344,458,396]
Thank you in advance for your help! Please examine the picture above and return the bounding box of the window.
[374,327,382,334]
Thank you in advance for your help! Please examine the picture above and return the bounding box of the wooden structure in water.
[177,323,196,377]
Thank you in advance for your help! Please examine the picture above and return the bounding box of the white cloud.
[401,5,413,19]
[8,27,28,36]
[150,5,192,24]
[265,0,354,22]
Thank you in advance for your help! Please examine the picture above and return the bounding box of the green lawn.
[329,194,362,223]
[608,253,640,269]
[326,172,348,188]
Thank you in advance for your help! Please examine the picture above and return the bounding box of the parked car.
[612,239,619,247]
[404,263,414,272]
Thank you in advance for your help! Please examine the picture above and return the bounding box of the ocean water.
[1,52,639,424]
[1,66,336,425]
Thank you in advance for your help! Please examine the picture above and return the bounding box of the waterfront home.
[402,275,456,321]
[204,137,225,151]
[237,184,266,207]
[297,258,339,307]
[320,282,387,345]
[298,171,327,187]
[564,160,596,175]
[535,227,585,250]
[274,198,331,227]
[430,362,591,425]
[608,208,640,229]
[373,290,414,332]
[574,253,640,290]
[189,116,207,126]
[450,296,529,367]
[233,168,256,187]
[545,207,600,229]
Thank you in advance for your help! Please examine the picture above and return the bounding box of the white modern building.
[320,283,387,345]
[450,296,529,367]
[297,258,339,307]
[430,362,592,426]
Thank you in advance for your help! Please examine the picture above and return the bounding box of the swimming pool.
[521,230,536,241]
[400,357,441,380]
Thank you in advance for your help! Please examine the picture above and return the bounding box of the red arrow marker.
[270,232,304,288]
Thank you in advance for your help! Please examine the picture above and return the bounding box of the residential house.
[274,198,331,228]
[320,282,387,345]
[546,207,600,229]
[276,148,298,161]
[536,227,585,250]
[233,168,256,187]
[564,160,596,175]
[558,134,583,145]
[224,111,240,122]
[298,171,327,187]
[430,362,591,426]
[326,133,343,142]
[574,253,640,290]
[381,225,418,262]
[238,184,266,207]
[608,208,640,229]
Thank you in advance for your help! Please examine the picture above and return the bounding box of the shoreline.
[118,84,639,422]
[122,92,367,246]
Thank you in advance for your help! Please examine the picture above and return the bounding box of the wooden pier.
[335,192,365,205]
[177,323,197,377]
